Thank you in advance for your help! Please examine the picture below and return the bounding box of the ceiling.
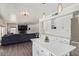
[0,3,75,24]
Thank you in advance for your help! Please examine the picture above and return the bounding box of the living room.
[0,3,79,56]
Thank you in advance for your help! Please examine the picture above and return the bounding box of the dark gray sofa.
[1,33,39,45]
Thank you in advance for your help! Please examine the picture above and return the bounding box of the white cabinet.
[32,40,69,56]
[32,41,71,56]
[32,42,39,56]
[38,45,50,56]
[32,42,50,56]
[31,39,76,56]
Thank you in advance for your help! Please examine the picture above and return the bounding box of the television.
[18,25,28,33]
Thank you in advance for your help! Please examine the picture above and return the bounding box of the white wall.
[39,14,72,43]
[27,23,39,33]
[44,14,72,38]
[39,4,79,43]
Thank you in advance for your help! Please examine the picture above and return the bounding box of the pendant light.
[57,3,63,13]
[42,3,46,18]
[20,10,29,16]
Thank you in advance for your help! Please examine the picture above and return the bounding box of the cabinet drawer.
[59,39,70,44]
[38,46,49,56]
[56,37,70,44]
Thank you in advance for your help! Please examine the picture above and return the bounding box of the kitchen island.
[31,38,76,56]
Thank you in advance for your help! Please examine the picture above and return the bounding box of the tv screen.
[18,25,28,31]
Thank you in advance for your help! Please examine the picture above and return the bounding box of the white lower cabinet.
[38,46,50,56]
[32,42,69,56]
[32,42,52,56]
[32,42,39,56]
[31,39,76,56]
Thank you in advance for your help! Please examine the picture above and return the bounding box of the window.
[10,28,16,34]
[0,26,6,40]
[1,27,6,36]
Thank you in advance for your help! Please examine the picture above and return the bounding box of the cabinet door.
[38,46,50,56]
[32,42,39,56]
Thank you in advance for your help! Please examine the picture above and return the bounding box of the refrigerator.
[71,17,79,56]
